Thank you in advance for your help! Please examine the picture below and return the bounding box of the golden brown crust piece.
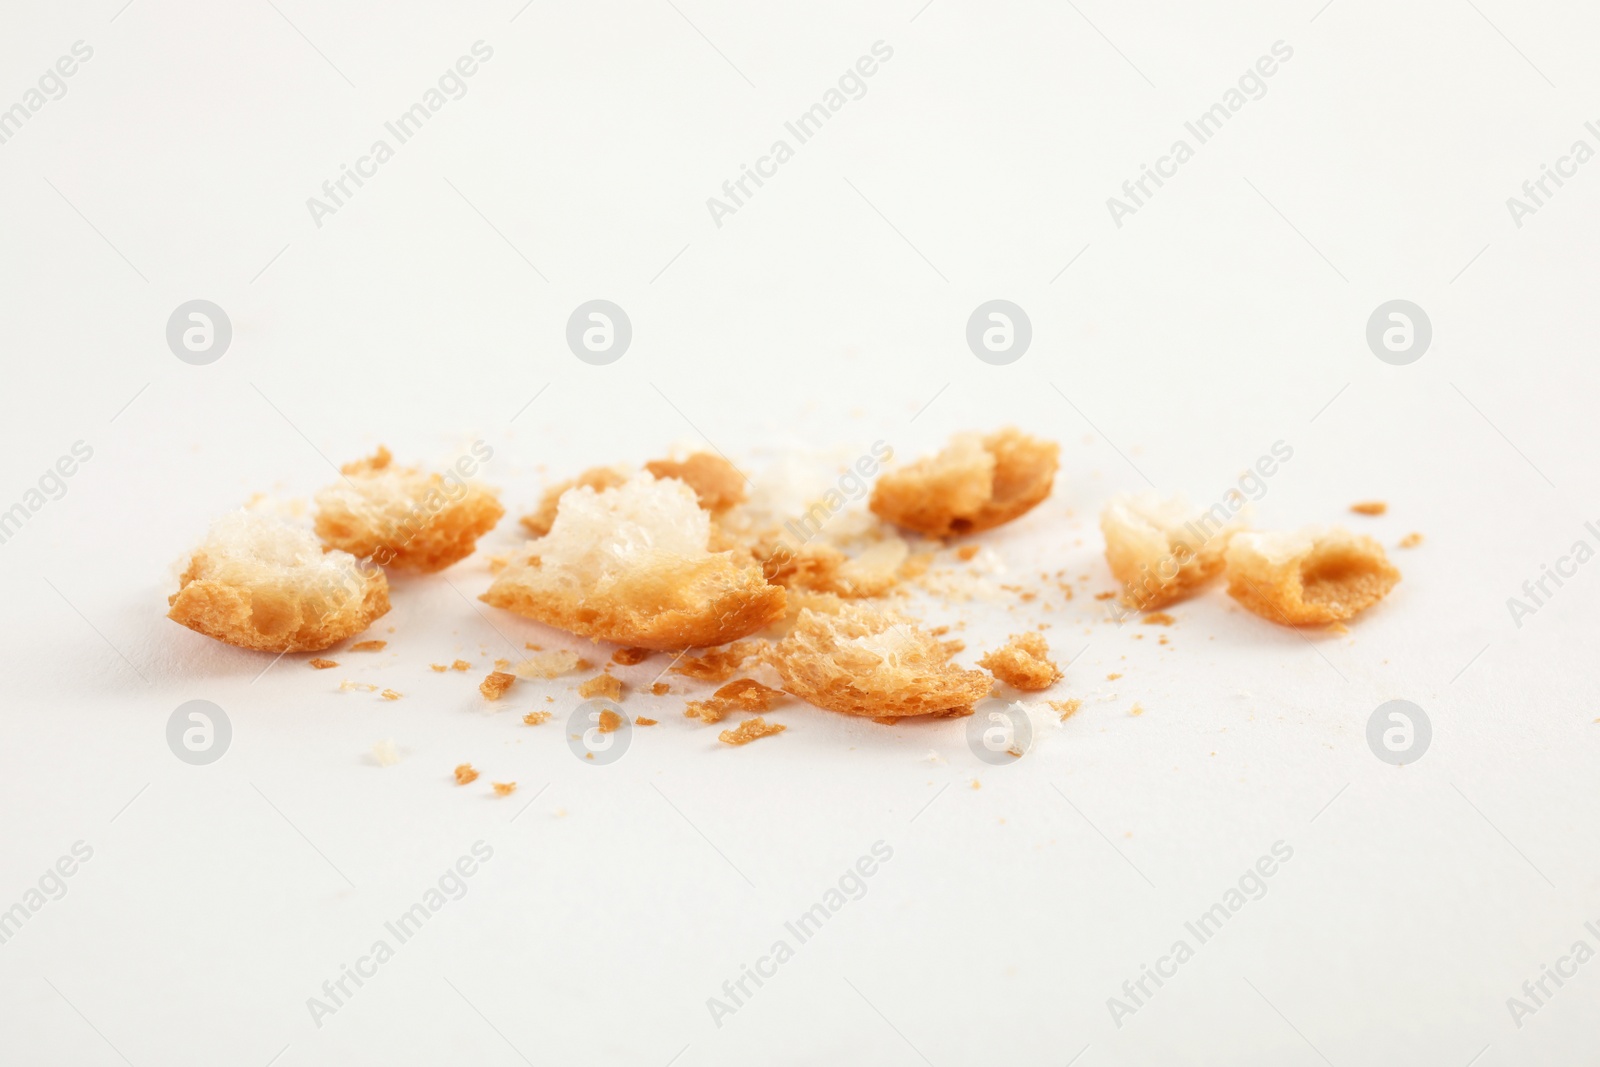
[578,674,624,700]
[1225,527,1400,626]
[168,513,390,653]
[671,642,762,683]
[870,428,1058,537]
[597,709,624,733]
[685,678,782,723]
[479,671,515,700]
[454,764,478,785]
[523,710,551,725]
[310,658,339,669]
[643,454,747,513]
[612,647,653,666]
[1101,492,1245,610]
[978,633,1062,691]
[348,640,387,652]
[492,781,516,796]
[719,717,785,746]
[766,604,991,719]
[315,447,504,572]
[485,476,786,651]
[1350,501,1388,516]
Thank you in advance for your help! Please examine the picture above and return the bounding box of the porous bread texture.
[315,447,504,572]
[869,428,1058,537]
[752,535,909,598]
[1101,492,1246,610]
[1224,526,1400,625]
[167,512,389,653]
[978,632,1062,691]
[521,453,745,537]
[643,453,747,513]
[483,474,787,650]
[766,603,991,719]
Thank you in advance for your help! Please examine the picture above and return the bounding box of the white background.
[2,0,1597,1063]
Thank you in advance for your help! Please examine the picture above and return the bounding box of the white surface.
[3,1,1598,1064]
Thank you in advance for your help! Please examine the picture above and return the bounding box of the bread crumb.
[349,640,387,652]
[970,779,982,790]
[1050,699,1083,721]
[380,689,402,701]
[454,763,479,785]
[1094,591,1117,601]
[1107,672,1122,681]
[685,678,783,724]
[612,647,653,666]
[479,671,515,700]
[430,663,448,672]
[578,674,624,700]
[515,650,584,679]
[1130,703,1144,717]
[1226,527,1400,625]
[870,428,1058,537]
[492,781,516,797]
[635,716,658,726]
[977,633,1063,691]
[523,710,551,725]
[718,716,786,746]
[597,709,624,733]
[310,658,339,670]
[339,680,379,692]
[650,682,671,696]
[956,545,981,561]
[1399,532,1423,549]
[1350,501,1387,516]
[494,658,510,670]
[451,659,471,671]
[1141,612,1175,626]
[672,642,761,683]
[373,739,400,767]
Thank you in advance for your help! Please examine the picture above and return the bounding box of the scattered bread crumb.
[314,446,504,572]
[651,682,671,696]
[167,512,390,652]
[672,642,761,683]
[1050,699,1083,721]
[1101,492,1243,610]
[430,663,447,672]
[1350,501,1387,516]
[339,680,379,692]
[612,647,653,666]
[1225,527,1400,625]
[310,658,339,670]
[956,544,981,561]
[492,781,516,797]
[578,674,624,700]
[1141,612,1175,626]
[479,671,515,700]
[685,678,783,724]
[978,633,1063,691]
[597,709,624,733]
[635,716,658,726]
[1107,672,1122,681]
[454,764,478,785]
[523,710,551,725]
[719,716,786,746]
[970,779,982,790]
[349,640,387,652]
[373,739,400,767]
[494,658,510,670]
[1399,532,1423,549]
[1130,703,1144,716]
[380,689,401,701]
[767,604,991,719]
[486,475,785,649]
[870,428,1058,537]
[451,659,471,671]
[515,650,583,678]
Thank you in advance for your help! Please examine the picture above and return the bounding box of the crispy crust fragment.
[643,453,747,513]
[167,512,390,653]
[1101,492,1245,610]
[719,717,785,746]
[978,633,1063,691]
[870,428,1058,538]
[315,447,505,572]
[486,476,786,650]
[671,642,762,683]
[480,671,515,700]
[1225,527,1400,626]
[578,674,624,700]
[685,678,782,723]
[766,604,991,719]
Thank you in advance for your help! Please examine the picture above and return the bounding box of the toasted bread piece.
[766,604,991,719]
[520,465,630,537]
[978,632,1063,691]
[167,512,390,653]
[870,428,1058,538]
[483,475,786,650]
[1225,527,1400,626]
[1101,492,1245,610]
[643,453,747,513]
[314,447,504,572]
[719,717,785,745]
